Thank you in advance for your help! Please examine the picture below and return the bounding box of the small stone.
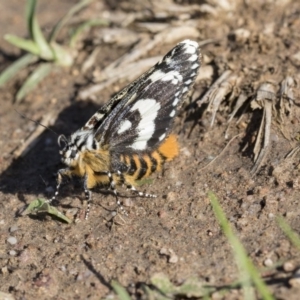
[158,210,168,218]
[60,265,67,272]
[233,28,251,43]
[291,51,300,66]
[7,236,17,245]
[211,291,222,300]
[263,258,273,267]
[168,250,178,264]
[0,291,14,300]
[160,248,168,255]
[181,147,191,157]
[72,69,80,76]
[283,261,295,272]
[166,192,176,201]
[9,250,17,256]
[9,225,18,232]
[123,198,133,207]
[207,230,213,236]
[289,268,300,287]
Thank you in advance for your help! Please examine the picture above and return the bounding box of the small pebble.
[7,236,17,245]
[289,268,300,287]
[169,256,178,263]
[60,265,67,272]
[9,250,17,256]
[283,261,295,272]
[169,251,179,264]
[181,147,191,157]
[166,191,176,201]
[207,230,213,236]
[160,248,168,255]
[263,258,273,267]
[9,225,18,232]
[123,198,133,207]
[158,210,168,218]
[72,69,79,76]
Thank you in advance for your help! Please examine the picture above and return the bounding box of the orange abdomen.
[121,134,179,184]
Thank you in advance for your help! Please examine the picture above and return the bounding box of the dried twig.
[199,133,241,171]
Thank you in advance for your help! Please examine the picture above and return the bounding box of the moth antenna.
[58,134,68,147]
[14,109,59,137]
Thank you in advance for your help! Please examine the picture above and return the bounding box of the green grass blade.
[16,62,52,102]
[49,0,93,42]
[111,280,132,300]
[4,34,40,55]
[0,53,38,87]
[26,0,53,60]
[69,18,109,48]
[208,191,274,300]
[25,0,37,39]
[150,273,215,298]
[277,216,300,251]
[50,42,74,66]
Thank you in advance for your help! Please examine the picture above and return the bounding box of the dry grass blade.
[199,133,241,171]
[250,82,277,175]
[198,71,241,127]
[198,70,232,106]
[79,56,161,100]
[228,93,248,123]
[251,100,272,175]
[49,0,94,42]
[93,26,199,83]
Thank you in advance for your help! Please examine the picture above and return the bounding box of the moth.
[49,40,201,216]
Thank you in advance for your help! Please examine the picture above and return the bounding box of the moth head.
[57,134,79,166]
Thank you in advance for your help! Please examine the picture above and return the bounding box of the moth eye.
[70,150,77,158]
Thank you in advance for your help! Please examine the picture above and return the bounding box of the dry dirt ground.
[1,0,300,299]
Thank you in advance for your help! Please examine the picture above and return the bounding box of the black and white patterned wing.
[82,45,181,131]
[95,40,201,153]
[82,76,145,131]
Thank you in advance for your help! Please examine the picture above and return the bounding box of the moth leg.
[126,184,157,198]
[113,170,156,198]
[84,176,92,220]
[108,171,128,216]
[47,168,71,204]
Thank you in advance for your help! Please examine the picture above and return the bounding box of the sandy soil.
[1,0,300,299]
